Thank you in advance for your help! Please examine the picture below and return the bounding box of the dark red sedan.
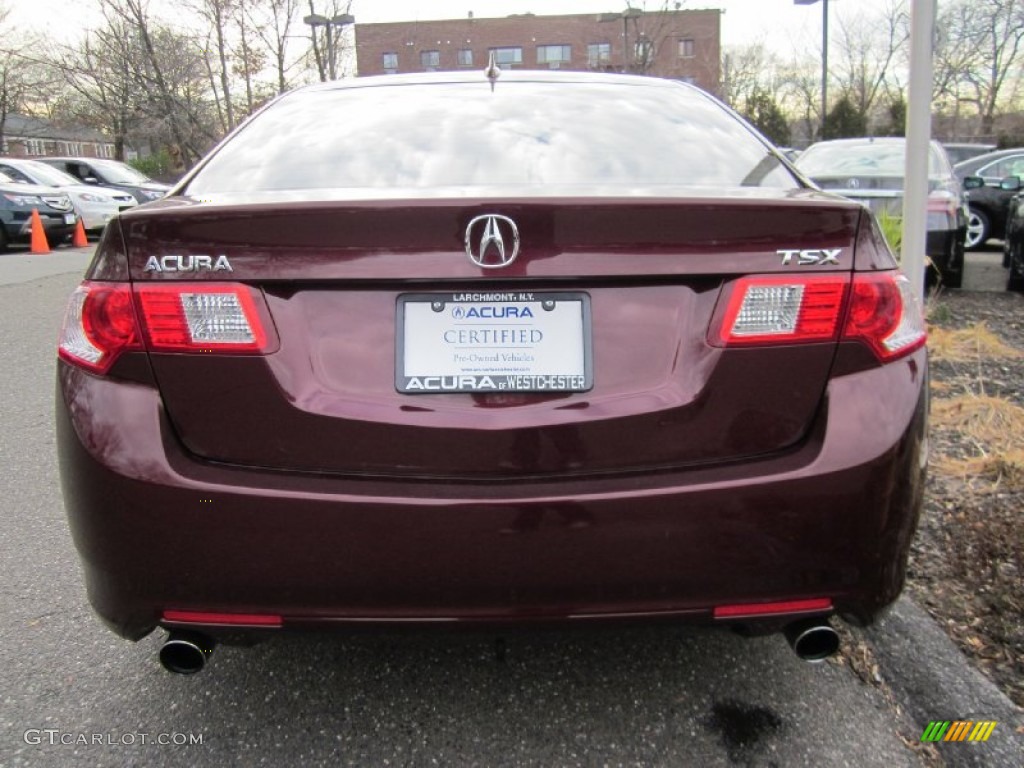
[56,71,928,674]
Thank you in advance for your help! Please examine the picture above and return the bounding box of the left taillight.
[59,281,273,375]
[59,283,141,374]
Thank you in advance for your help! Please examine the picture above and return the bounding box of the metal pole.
[821,0,828,137]
[902,0,937,300]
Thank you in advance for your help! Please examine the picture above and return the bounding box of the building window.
[678,38,695,58]
[457,49,473,66]
[420,50,440,70]
[382,52,398,72]
[490,47,522,67]
[26,139,43,156]
[537,44,571,67]
[587,43,611,68]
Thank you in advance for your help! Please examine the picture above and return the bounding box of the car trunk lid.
[122,192,861,479]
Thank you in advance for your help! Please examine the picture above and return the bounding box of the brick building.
[354,9,721,94]
[1,114,115,159]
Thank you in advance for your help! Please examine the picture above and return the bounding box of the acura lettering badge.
[464,214,520,269]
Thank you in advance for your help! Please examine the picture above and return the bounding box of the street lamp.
[598,7,643,73]
[795,0,829,138]
[304,12,355,80]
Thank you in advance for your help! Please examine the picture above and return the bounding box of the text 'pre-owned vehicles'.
[796,137,968,288]
[0,171,76,248]
[38,157,170,204]
[0,157,137,233]
[56,71,928,675]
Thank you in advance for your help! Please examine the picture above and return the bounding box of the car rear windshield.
[797,142,945,178]
[186,80,799,195]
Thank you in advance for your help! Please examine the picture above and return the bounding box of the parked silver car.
[796,137,968,288]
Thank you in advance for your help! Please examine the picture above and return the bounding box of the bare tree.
[53,14,146,159]
[721,43,779,110]
[0,3,54,150]
[830,0,908,125]
[190,0,237,131]
[247,0,300,94]
[934,0,1024,137]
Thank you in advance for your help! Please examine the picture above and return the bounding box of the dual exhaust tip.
[158,618,839,674]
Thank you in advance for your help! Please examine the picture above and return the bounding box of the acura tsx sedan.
[57,71,928,674]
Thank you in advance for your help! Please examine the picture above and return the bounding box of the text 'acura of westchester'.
[56,70,928,674]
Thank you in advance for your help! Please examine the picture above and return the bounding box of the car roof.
[954,147,1024,171]
[292,69,694,94]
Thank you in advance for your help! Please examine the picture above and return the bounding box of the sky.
[9,0,898,53]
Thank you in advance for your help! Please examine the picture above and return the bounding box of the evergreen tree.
[742,87,792,147]
[822,96,867,139]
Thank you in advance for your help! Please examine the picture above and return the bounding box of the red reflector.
[162,610,282,627]
[713,598,833,619]
[716,275,848,346]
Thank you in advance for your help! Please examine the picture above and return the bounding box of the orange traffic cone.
[72,217,88,247]
[29,209,50,254]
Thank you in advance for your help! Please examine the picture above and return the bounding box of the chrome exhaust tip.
[159,631,215,674]
[784,618,840,663]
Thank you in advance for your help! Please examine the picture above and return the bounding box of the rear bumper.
[57,349,928,640]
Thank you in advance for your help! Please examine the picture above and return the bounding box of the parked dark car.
[953,148,1024,249]
[38,157,170,204]
[0,170,77,248]
[942,142,996,167]
[795,137,968,288]
[1003,178,1024,291]
[57,71,928,675]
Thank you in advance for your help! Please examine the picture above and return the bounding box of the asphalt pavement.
[0,244,1019,767]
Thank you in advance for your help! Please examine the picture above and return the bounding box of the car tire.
[1009,248,1024,292]
[0,226,8,252]
[964,207,989,250]
[938,238,965,290]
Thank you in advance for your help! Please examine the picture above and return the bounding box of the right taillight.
[841,272,926,361]
[713,271,925,363]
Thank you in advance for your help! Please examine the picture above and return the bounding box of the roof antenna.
[484,50,501,91]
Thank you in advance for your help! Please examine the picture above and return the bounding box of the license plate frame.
[396,292,593,394]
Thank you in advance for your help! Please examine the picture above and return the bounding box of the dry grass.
[928,322,1023,362]
[927,322,1024,491]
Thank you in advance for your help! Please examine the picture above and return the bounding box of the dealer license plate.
[397,292,592,393]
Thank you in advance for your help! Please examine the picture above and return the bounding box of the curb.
[864,596,1022,767]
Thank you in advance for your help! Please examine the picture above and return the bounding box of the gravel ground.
[909,288,1024,708]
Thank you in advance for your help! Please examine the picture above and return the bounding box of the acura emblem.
[464,214,520,269]
[847,178,861,189]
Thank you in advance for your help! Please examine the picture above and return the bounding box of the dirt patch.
[908,290,1024,708]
